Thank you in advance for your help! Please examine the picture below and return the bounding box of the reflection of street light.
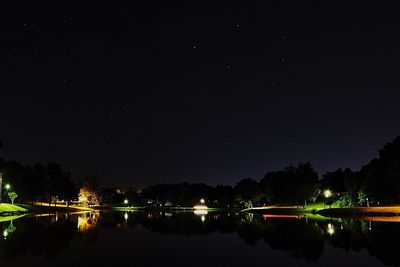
[123,199,129,205]
[3,230,8,239]
[200,198,205,204]
[327,223,335,235]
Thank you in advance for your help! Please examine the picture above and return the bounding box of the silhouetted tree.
[234,178,263,207]
[261,163,319,207]
[321,168,347,193]
[360,136,400,202]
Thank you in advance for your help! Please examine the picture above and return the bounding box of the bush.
[336,193,356,208]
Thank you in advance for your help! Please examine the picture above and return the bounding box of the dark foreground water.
[0,211,399,266]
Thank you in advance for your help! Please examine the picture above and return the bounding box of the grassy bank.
[0,203,28,216]
[20,203,93,213]
[318,206,400,217]
[0,203,27,213]
[243,202,339,214]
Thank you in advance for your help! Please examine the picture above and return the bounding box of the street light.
[123,199,129,205]
[323,189,332,209]
[4,184,11,190]
[323,189,332,198]
[200,198,205,204]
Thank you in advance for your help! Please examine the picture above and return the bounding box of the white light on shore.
[194,209,208,216]
[193,205,208,210]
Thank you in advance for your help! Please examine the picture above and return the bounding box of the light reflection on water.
[0,211,399,266]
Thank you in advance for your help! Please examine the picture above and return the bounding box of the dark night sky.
[1,1,400,187]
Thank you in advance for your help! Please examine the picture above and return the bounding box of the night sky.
[2,2,400,187]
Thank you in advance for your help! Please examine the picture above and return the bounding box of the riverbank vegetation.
[1,136,400,213]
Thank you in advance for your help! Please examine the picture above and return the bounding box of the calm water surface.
[0,211,398,266]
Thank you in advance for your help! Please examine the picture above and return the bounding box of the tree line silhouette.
[1,136,400,207]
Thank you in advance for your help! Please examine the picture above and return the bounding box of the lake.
[0,210,398,266]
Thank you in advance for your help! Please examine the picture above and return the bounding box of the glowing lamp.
[323,189,332,198]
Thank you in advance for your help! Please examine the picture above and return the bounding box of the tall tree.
[360,136,400,202]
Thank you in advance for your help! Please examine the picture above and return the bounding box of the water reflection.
[0,211,400,265]
[77,212,99,232]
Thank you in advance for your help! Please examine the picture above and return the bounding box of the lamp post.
[324,189,332,209]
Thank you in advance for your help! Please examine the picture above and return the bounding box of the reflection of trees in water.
[235,217,324,262]
[1,212,400,265]
[77,212,99,232]
[0,215,77,260]
[0,212,100,261]
[120,212,400,265]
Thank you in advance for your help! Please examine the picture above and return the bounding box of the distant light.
[123,199,129,205]
[200,198,205,204]
[324,189,332,198]
[194,210,208,216]
[5,184,11,190]
[193,205,208,210]
[327,223,335,235]
[3,230,8,239]
[124,212,129,221]
[201,215,206,222]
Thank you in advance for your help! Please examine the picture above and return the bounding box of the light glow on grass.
[193,205,208,210]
